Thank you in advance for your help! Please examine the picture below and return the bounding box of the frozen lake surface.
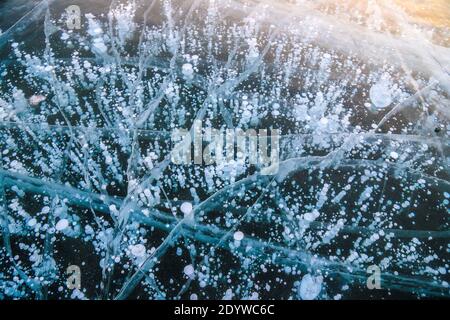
[0,0,449,300]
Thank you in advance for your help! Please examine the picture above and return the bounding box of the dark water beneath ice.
[0,0,449,300]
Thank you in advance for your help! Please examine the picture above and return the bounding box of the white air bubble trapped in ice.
[390,151,399,160]
[233,231,244,241]
[180,202,193,214]
[182,63,194,80]
[55,219,69,231]
[183,264,195,276]
[180,202,194,220]
[130,244,146,257]
[369,78,393,110]
[29,95,46,106]
[299,274,323,300]
[27,218,37,227]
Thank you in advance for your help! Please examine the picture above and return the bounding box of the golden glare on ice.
[271,0,450,45]
[394,0,450,28]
